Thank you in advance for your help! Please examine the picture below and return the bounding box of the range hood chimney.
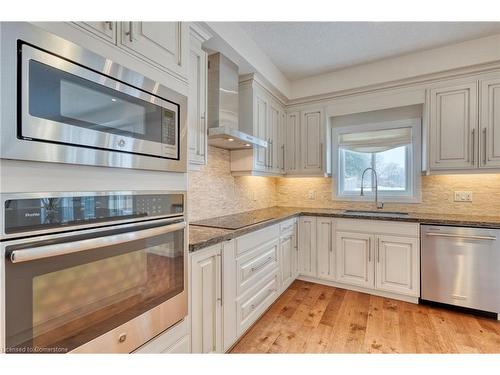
[207,53,267,150]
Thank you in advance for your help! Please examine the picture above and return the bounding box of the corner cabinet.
[428,71,500,173]
[231,77,286,176]
[187,25,211,169]
[285,107,326,176]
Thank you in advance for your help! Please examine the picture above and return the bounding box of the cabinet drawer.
[237,238,279,295]
[279,218,296,234]
[235,224,279,256]
[335,219,419,237]
[133,318,189,353]
[237,273,279,335]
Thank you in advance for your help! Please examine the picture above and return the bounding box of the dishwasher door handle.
[425,232,496,241]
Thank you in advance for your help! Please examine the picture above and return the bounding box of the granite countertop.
[189,206,500,252]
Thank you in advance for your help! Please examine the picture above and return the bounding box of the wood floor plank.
[230,280,500,354]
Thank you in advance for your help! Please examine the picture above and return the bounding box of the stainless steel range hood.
[207,53,267,150]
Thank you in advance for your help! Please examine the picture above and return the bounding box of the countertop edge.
[189,210,500,252]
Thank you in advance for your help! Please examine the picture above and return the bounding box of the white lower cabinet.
[316,218,336,281]
[279,232,294,289]
[298,218,420,300]
[133,318,190,353]
[375,235,420,297]
[298,216,317,276]
[190,244,223,353]
[335,231,374,289]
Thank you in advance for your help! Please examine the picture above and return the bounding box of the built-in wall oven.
[0,22,187,172]
[0,191,187,353]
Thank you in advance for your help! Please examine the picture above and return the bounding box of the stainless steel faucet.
[360,167,384,209]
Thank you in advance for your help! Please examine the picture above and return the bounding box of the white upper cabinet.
[233,77,285,176]
[73,22,116,43]
[429,79,478,171]
[480,74,500,169]
[285,111,301,174]
[187,25,210,168]
[375,235,420,297]
[119,22,189,81]
[427,72,500,173]
[301,109,324,174]
[284,107,325,176]
[316,218,335,281]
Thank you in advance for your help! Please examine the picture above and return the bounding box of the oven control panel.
[3,193,184,234]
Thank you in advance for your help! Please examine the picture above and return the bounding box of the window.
[332,119,421,203]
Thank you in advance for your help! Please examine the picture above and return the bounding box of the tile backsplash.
[188,147,277,221]
[276,174,500,216]
[188,147,500,220]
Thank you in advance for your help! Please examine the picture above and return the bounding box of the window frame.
[332,118,422,203]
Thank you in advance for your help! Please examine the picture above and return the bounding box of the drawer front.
[237,238,279,295]
[235,224,279,256]
[237,273,279,335]
[133,318,189,353]
[279,218,296,235]
[335,218,419,237]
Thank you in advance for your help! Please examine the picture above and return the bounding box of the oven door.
[3,218,187,353]
[20,43,179,160]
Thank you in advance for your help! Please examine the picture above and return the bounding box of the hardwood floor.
[230,280,500,353]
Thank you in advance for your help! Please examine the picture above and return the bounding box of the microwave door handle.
[8,221,186,264]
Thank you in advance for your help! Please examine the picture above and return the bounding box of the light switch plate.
[307,190,316,200]
[454,191,473,202]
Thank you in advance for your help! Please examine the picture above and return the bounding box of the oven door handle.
[8,221,187,264]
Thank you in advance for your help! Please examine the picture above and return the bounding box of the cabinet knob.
[118,333,127,343]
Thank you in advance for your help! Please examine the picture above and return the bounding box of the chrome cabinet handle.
[216,253,223,305]
[126,21,133,42]
[250,288,276,311]
[251,256,274,273]
[105,21,113,30]
[377,240,380,263]
[471,128,475,165]
[426,232,496,241]
[9,220,187,263]
[483,128,487,166]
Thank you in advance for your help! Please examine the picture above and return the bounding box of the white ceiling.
[236,22,500,80]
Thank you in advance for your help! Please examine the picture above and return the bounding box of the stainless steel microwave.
[0,23,187,172]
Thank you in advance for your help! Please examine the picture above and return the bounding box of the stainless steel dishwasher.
[421,225,500,315]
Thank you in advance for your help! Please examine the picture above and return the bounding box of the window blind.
[338,127,412,153]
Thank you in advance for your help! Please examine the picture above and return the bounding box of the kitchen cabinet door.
[280,232,294,290]
[480,75,500,169]
[119,22,188,80]
[73,22,117,43]
[316,218,335,281]
[301,109,324,174]
[285,111,301,174]
[188,33,207,168]
[429,80,478,171]
[298,216,317,277]
[375,235,419,297]
[190,245,222,353]
[268,101,281,173]
[335,231,374,289]
[253,88,268,171]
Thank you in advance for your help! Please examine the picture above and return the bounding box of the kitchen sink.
[344,210,409,216]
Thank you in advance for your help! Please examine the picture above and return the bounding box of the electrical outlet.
[307,190,316,200]
[454,191,473,202]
